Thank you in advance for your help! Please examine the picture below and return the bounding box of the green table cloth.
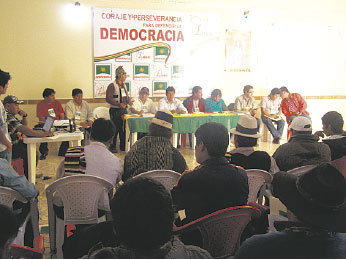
[125,112,242,133]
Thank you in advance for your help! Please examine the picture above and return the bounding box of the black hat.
[151,110,173,129]
[3,95,24,105]
[272,163,346,232]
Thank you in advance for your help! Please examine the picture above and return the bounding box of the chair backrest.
[46,175,114,225]
[174,206,261,258]
[0,186,27,207]
[245,169,273,203]
[331,156,346,178]
[10,235,44,258]
[133,170,181,191]
[287,164,316,176]
[228,103,235,111]
[93,107,110,120]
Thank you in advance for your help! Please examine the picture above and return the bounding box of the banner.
[93,7,220,98]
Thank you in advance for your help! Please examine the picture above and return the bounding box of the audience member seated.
[226,114,279,173]
[235,163,346,258]
[5,95,53,179]
[36,88,67,159]
[171,122,249,225]
[279,86,310,124]
[0,158,38,247]
[260,88,285,144]
[205,89,228,112]
[65,88,93,128]
[84,177,211,258]
[314,111,346,161]
[234,85,260,131]
[0,69,12,163]
[123,110,187,181]
[158,86,187,114]
[273,116,331,171]
[0,205,19,258]
[64,118,123,185]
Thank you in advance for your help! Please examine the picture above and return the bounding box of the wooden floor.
[36,138,282,258]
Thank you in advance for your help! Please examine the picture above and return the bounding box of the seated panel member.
[260,88,285,144]
[4,95,53,179]
[171,122,249,225]
[205,89,228,112]
[234,85,260,131]
[280,86,310,124]
[36,88,66,159]
[65,88,93,128]
[158,86,187,114]
[183,86,208,113]
[129,87,156,115]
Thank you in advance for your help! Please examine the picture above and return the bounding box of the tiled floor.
[36,139,281,258]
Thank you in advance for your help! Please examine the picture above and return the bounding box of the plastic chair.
[133,170,181,191]
[0,187,40,246]
[331,156,346,178]
[93,106,110,120]
[287,164,316,176]
[174,206,261,258]
[55,159,65,180]
[246,169,273,204]
[45,175,114,258]
[10,235,44,258]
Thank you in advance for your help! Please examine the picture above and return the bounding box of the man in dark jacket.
[314,111,346,161]
[273,116,331,171]
[171,122,249,225]
[84,177,211,259]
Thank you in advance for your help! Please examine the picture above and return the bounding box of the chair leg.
[56,218,65,259]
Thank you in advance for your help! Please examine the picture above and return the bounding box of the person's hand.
[46,131,54,137]
[80,122,88,128]
[18,110,28,117]
[139,110,144,115]
[128,98,134,106]
[314,131,325,138]
[87,120,93,127]
[170,110,177,114]
[178,110,186,114]
[250,108,257,116]
[120,103,126,109]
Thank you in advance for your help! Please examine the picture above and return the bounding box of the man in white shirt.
[129,87,156,115]
[260,88,285,144]
[158,86,187,114]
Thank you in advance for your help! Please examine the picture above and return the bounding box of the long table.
[23,131,84,183]
[124,112,241,151]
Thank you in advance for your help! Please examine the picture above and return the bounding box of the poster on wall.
[93,7,220,98]
[225,30,251,72]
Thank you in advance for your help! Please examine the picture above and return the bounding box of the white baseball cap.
[289,116,312,132]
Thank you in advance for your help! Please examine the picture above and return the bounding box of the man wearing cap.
[279,86,310,124]
[226,114,279,174]
[123,110,187,181]
[273,116,331,171]
[260,88,285,144]
[4,95,53,178]
[171,122,249,225]
[129,87,156,115]
[106,66,130,153]
[235,163,346,258]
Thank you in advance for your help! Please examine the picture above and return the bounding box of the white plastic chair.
[133,170,181,191]
[45,175,114,258]
[93,106,110,120]
[246,169,273,204]
[0,187,39,246]
[287,165,316,176]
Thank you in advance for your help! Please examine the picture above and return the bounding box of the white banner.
[93,7,220,98]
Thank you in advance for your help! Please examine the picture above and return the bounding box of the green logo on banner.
[96,65,111,75]
[155,46,169,56]
[154,82,168,91]
[135,65,149,75]
[173,65,184,74]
